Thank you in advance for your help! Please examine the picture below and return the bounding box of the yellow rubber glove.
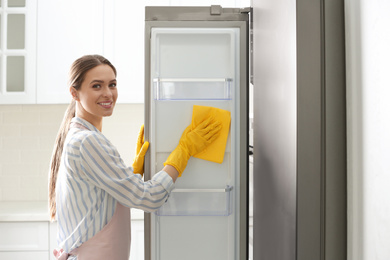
[132,124,149,176]
[164,116,222,176]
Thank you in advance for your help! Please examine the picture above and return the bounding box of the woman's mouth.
[98,102,113,108]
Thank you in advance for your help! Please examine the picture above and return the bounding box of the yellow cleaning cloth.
[191,105,231,164]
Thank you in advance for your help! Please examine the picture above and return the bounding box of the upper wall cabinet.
[106,1,146,104]
[0,0,37,104]
[36,0,146,104]
[36,0,105,104]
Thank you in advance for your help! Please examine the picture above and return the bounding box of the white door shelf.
[153,78,233,100]
[156,186,233,216]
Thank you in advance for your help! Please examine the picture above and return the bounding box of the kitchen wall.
[0,104,143,201]
[345,0,390,259]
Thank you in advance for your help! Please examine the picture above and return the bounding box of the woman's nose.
[102,86,113,98]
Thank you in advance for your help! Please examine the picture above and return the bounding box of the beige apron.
[54,202,131,260]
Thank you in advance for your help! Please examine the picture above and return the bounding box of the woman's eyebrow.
[89,79,117,85]
[90,79,104,84]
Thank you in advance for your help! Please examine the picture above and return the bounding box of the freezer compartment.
[153,78,233,100]
[156,186,233,216]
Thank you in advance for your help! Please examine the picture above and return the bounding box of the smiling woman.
[47,55,173,260]
[48,54,119,223]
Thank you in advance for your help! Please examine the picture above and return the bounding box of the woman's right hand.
[164,116,222,176]
[180,116,221,156]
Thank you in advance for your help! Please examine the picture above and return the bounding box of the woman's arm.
[162,165,179,183]
[78,131,174,213]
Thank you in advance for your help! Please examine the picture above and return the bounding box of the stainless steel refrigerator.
[144,6,250,260]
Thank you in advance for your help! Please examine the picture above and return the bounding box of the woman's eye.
[109,83,117,88]
[92,84,101,89]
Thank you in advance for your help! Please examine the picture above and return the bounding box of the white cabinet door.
[130,219,144,260]
[0,222,48,251]
[0,252,49,260]
[0,0,37,104]
[107,0,146,104]
[0,221,49,259]
[49,221,58,260]
[36,0,105,104]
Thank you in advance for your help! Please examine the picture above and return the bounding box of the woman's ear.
[70,87,79,101]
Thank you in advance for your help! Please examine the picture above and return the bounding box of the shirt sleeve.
[78,131,174,213]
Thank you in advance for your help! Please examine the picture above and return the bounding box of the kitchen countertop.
[0,201,50,222]
[0,201,144,222]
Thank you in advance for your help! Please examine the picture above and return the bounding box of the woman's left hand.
[132,124,149,176]
[53,248,69,260]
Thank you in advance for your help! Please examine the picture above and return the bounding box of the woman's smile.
[98,101,114,108]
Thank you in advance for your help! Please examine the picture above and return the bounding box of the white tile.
[0,150,20,164]
[2,137,40,151]
[2,188,40,201]
[39,107,67,125]
[0,125,21,137]
[21,176,47,189]
[21,124,59,137]
[0,176,21,189]
[38,187,49,201]
[39,164,51,177]
[0,105,23,112]
[3,110,38,125]
[1,163,40,177]
[20,150,51,164]
[39,136,57,150]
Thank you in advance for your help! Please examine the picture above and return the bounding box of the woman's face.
[73,64,118,126]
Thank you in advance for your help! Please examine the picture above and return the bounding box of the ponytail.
[48,100,75,221]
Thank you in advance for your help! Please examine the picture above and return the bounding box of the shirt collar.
[71,117,100,133]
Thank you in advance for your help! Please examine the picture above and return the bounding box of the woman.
[49,55,221,259]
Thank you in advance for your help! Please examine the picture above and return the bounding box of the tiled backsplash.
[0,104,144,201]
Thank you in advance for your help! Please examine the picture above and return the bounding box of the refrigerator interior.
[148,27,242,260]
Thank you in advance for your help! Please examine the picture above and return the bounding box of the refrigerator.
[144,6,250,260]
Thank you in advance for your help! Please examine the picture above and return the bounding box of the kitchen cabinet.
[36,0,105,104]
[49,221,58,260]
[130,218,145,260]
[0,221,50,260]
[0,0,37,104]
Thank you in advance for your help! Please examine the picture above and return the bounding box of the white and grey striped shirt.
[56,117,174,253]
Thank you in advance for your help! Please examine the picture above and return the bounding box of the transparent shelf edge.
[155,185,233,217]
[153,78,233,101]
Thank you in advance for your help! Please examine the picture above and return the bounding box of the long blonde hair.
[48,55,117,221]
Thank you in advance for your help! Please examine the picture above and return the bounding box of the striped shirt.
[56,117,174,253]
